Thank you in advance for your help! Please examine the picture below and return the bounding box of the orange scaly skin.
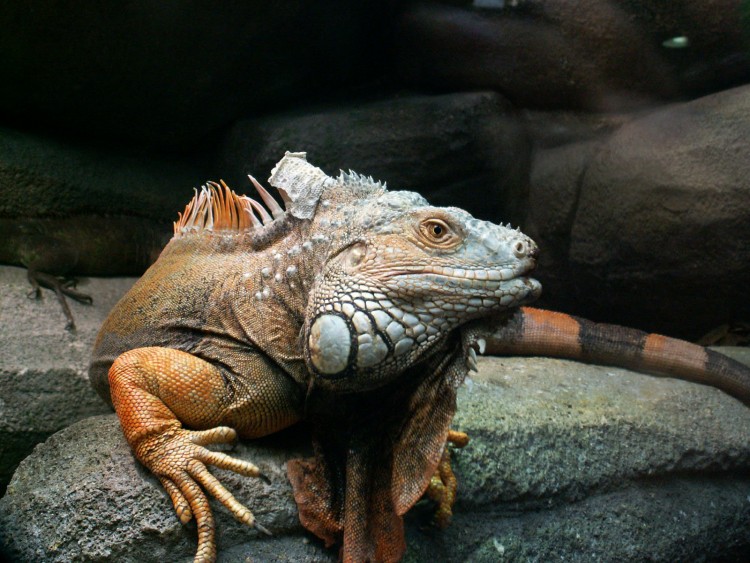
[90,153,750,563]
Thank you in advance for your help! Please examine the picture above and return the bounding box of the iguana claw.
[138,426,269,562]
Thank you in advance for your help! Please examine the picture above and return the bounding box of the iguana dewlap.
[89,152,750,563]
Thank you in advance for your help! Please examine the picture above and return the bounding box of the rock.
[523,87,750,338]
[521,110,631,150]
[454,351,750,504]
[0,265,134,492]
[0,125,204,220]
[0,415,313,563]
[217,92,531,223]
[617,0,750,97]
[394,1,750,112]
[0,3,392,150]
[2,350,748,561]
[408,350,750,561]
[405,477,750,562]
[521,108,626,311]
[523,139,601,310]
[566,85,750,338]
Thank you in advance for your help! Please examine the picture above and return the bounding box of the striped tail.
[470,307,750,405]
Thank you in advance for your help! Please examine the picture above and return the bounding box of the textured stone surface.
[0,3,392,149]
[0,266,134,491]
[568,85,750,338]
[523,138,605,311]
[2,351,748,562]
[406,350,750,561]
[394,1,750,112]
[454,352,750,504]
[403,476,750,562]
[0,415,312,563]
[217,92,530,223]
[0,126,203,220]
[523,86,750,338]
[521,110,630,150]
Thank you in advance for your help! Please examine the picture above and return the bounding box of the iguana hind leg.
[425,429,469,528]
[26,269,92,331]
[109,347,274,563]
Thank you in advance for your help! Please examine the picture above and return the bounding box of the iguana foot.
[26,269,92,331]
[137,426,271,562]
[425,429,469,528]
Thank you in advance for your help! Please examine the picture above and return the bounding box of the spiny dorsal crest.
[173,152,387,237]
[173,179,278,236]
[338,169,386,194]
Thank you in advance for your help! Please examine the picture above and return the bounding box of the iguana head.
[268,154,541,392]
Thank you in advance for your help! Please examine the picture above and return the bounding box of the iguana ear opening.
[330,242,367,271]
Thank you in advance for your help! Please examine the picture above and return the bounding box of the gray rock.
[0,265,134,491]
[524,138,604,310]
[454,352,750,504]
[521,110,631,150]
[406,351,750,561]
[393,1,750,112]
[524,86,750,339]
[217,92,531,223]
[2,350,748,562]
[0,415,314,563]
[404,477,750,562]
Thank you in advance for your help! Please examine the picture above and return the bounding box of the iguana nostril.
[513,240,527,258]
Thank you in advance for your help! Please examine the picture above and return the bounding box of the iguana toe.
[159,476,193,523]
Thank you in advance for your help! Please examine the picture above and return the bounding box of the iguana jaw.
[383,267,541,305]
[303,245,541,392]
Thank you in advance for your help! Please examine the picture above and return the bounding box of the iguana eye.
[419,218,459,248]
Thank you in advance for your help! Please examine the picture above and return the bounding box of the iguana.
[89,152,750,563]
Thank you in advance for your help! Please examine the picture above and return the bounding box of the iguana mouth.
[383,262,537,283]
[387,273,541,304]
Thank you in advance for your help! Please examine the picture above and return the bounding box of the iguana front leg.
[109,347,295,562]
